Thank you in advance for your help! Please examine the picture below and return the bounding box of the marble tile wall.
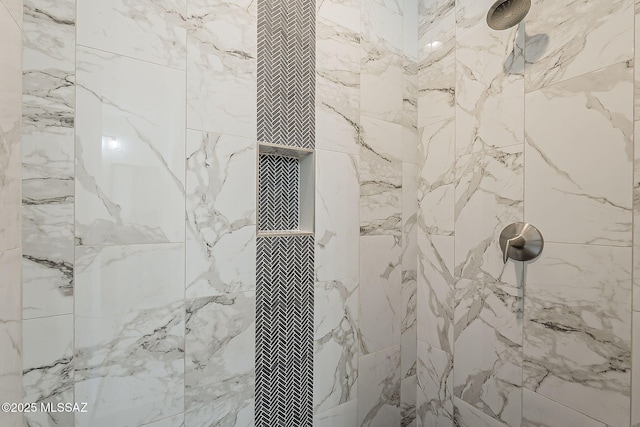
[0,0,22,425]
[313,0,418,426]
[21,0,75,424]
[352,0,419,426]
[21,0,258,425]
[20,0,419,426]
[313,1,362,424]
[417,0,638,426]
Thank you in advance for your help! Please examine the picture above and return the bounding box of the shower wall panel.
[21,0,75,423]
[18,0,417,425]
[356,1,419,427]
[417,0,638,426]
[0,4,22,425]
[21,0,258,425]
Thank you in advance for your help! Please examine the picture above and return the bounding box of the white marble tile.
[401,375,417,427]
[0,248,21,427]
[418,0,454,42]
[23,0,75,110]
[315,399,358,427]
[525,62,633,246]
[522,389,605,427]
[23,314,74,427]
[403,123,418,165]
[316,18,360,155]
[455,145,524,288]
[418,118,455,236]
[454,279,522,427]
[633,311,640,427]
[360,117,403,236]
[184,293,255,426]
[0,248,20,318]
[75,47,186,246]
[374,0,402,14]
[524,0,633,92]
[361,43,404,124]
[359,235,402,355]
[141,413,185,427]
[453,397,507,427]
[77,0,186,69]
[314,278,359,414]
[361,0,403,123]
[636,0,640,121]
[22,203,73,319]
[74,244,185,427]
[186,0,256,138]
[417,9,455,127]
[403,162,418,272]
[22,105,74,319]
[316,150,360,282]
[523,243,632,427]
[401,271,417,379]
[1,0,22,27]
[317,0,360,32]
[0,5,21,253]
[403,0,418,60]
[455,0,488,35]
[455,22,524,157]
[633,120,640,311]
[402,59,418,130]
[186,130,256,298]
[22,106,74,196]
[416,341,453,427]
[363,0,403,52]
[633,0,640,120]
[417,234,454,355]
[358,346,402,427]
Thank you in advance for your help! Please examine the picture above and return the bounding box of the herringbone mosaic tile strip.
[257,0,315,149]
[258,154,300,231]
[256,235,314,427]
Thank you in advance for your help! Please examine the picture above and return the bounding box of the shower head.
[486,0,531,30]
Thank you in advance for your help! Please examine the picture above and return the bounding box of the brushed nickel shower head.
[486,0,531,30]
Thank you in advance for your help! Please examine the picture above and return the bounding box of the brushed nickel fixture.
[499,222,544,264]
[486,0,531,30]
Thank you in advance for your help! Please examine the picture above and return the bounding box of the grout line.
[23,312,74,322]
[0,0,20,30]
[74,241,187,248]
[524,58,634,94]
[631,5,636,426]
[452,0,458,418]
[75,43,187,72]
[523,388,620,427]
[72,0,77,416]
[183,4,188,419]
[521,19,527,424]
[540,240,634,249]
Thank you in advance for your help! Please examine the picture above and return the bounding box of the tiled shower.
[0,0,639,426]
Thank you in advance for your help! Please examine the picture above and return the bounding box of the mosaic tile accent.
[257,0,315,149]
[255,235,314,427]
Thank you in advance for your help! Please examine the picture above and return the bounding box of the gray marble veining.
[185,293,255,426]
[315,279,359,414]
[22,0,75,111]
[186,130,256,298]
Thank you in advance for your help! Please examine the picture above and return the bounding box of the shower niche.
[257,142,315,236]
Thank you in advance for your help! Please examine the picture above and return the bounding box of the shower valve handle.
[499,222,544,264]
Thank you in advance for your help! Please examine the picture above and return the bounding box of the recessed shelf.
[257,142,315,236]
[258,141,314,158]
